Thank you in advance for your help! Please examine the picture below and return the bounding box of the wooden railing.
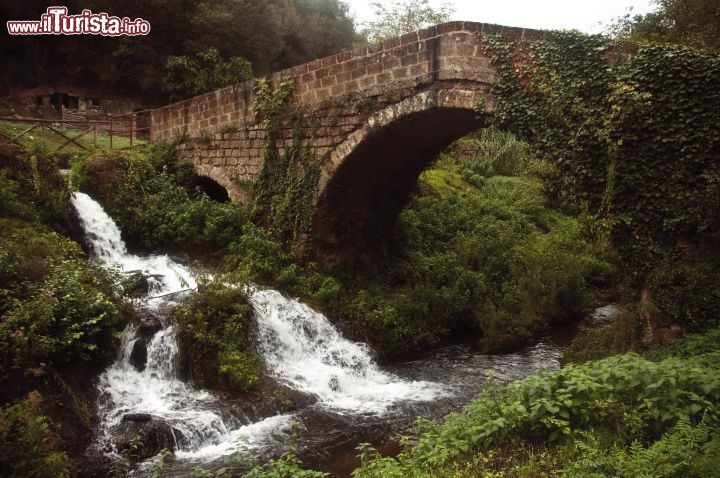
[0,109,152,153]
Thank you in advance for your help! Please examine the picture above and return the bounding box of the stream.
[71,192,617,477]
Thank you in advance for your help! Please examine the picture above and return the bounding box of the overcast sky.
[347,0,658,34]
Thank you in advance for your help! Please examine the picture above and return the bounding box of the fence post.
[109,115,113,149]
[130,113,134,147]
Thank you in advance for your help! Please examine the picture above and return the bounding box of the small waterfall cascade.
[71,192,441,465]
[71,192,252,456]
[250,289,442,413]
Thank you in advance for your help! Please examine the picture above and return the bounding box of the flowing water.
[71,192,614,477]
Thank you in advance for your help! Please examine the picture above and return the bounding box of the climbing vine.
[252,76,321,247]
[482,31,720,327]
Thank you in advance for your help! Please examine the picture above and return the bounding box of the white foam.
[250,289,443,414]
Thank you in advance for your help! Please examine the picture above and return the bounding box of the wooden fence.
[0,109,151,153]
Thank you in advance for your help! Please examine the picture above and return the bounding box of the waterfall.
[72,192,258,455]
[71,192,441,465]
[251,289,441,413]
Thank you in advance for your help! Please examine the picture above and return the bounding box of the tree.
[0,0,358,101]
[609,0,720,50]
[163,48,253,101]
[360,0,454,44]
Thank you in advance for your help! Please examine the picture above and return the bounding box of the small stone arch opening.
[311,103,482,268]
[195,175,230,202]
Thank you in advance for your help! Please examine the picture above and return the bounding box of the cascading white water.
[250,289,442,414]
[71,192,441,465]
[71,192,196,297]
[71,193,286,458]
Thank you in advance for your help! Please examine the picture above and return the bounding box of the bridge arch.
[193,164,240,202]
[195,175,230,202]
[310,88,492,267]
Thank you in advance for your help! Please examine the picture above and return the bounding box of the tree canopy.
[609,0,720,50]
[0,0,358,102]
[360,0,454,44]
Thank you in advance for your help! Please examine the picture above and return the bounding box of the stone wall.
[151,21,545,201]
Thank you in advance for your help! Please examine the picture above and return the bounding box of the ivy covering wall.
[483,32,720,329]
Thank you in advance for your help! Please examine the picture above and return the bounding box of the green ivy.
[483,31,720,328]
[252,77,321,246]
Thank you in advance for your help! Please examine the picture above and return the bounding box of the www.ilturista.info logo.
[7,6,151,36]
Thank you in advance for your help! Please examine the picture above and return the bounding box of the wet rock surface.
[129,338,148,371]
[116,415,184,461]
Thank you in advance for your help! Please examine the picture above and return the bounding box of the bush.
[647,257,720,331]
[562,307,644,364]
[0,171,39,222]
[0,223,124,375]
[222,136,611,357]
[75,143,250,252]
[0,392,70,478]
[353,347,720,477]
[463,128,537,180]
[176,282,262,391]
[0,149,71,232]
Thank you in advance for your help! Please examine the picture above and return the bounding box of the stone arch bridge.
[150,21,545,266]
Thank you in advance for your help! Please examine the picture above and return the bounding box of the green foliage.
[484,31,720,330]
[562,308,644,364]
[77,143,251,252]
[0,392,70,478]
[148,448,172,478]
[0,143,127,477]
[252,77,321,244]
[608,0,720,50]
[565,415,720,478]
[223,223,343,305]
[226,133,610,357]
[111,435,143,478]
[462,129,537,181]
[192,449,327,478]
[647,328,720,362]
[353,345,720,477]
[243,450,329,478]
[163,47,253,101]
[361,0,454,43]
[176,281,262,391]
[0,221,124,376]
[0,170,39,223]
[647,256,720,331]
[0,149,72,232]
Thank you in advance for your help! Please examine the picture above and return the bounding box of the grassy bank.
[0,119,143,153]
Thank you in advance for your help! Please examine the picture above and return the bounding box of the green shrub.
[0,392,70,478]
[0,257,123,374]
[0,220,124,377]
[176,282,262,391]
[222,136,611,357]
[647,328,720,362]
[353,350,720,477]
[484,33,720,326]
[562,307,644,364]
[647,257,720,331]
[75,143,250,252]
[565,416,720,478]
[0,151,71,231]
[0,171,39,222]
[463,128,537,180]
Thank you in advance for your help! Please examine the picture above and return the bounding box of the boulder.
[115,415,182,461]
